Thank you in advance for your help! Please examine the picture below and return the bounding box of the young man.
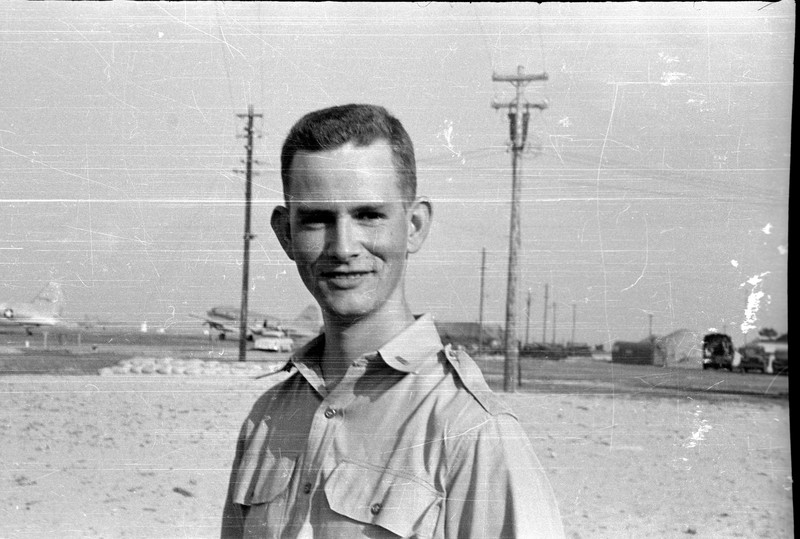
[221,104,565,538]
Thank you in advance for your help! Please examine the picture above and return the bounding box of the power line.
[416,144,784,208]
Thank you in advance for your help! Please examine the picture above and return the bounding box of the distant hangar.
[612,329,704,368]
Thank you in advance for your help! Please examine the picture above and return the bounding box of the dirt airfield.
[0,331,793,538]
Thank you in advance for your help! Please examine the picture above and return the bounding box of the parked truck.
[702,333,734,370]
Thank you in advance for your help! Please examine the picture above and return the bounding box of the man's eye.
[298,215,328,227]
[356,211,384,221]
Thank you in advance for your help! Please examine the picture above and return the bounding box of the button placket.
[300,362,362,526]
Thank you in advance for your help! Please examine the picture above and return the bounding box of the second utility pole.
[235,105,262,362]
[492,65,548,392]
[478,247,487,356]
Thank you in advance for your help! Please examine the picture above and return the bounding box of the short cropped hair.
[280,104,417,205]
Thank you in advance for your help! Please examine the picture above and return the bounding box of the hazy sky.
[0,1,791,346]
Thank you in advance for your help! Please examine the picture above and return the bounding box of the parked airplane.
[190,304,322,343]
[0,281,71,334]
[189,306,267,340]
[269,305,323,344]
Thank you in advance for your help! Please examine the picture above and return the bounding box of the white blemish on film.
[740,272,771,334]
[658,52,679,63]
[683,405,712,449]
[661,72,687,86]
[436,120,464,163]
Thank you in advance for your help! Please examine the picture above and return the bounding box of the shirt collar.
[290,333,325,365]
[378,313,443,373]
[290,314,443,375]
[288,335,327,395]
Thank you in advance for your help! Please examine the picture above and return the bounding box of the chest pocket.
[324,460,442,538]
[232,450,297,506]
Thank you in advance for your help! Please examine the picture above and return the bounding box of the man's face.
[276,142,425,321]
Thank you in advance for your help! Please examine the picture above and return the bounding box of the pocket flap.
[324,460,442,537]
[233,451,297,506]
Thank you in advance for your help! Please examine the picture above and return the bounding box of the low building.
[612,338,667,366]
[434,321,503,353]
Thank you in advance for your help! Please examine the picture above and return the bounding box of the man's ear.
[407,197,432,254]
[271,206,295,261]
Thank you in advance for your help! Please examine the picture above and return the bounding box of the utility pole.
[525,288,532,347]
[648,313,654,338]
[235,105,262,362]
[541,283,549,343]
[571,302,577,347]
[552,301,557,345]
[478,248,487,356]
[492,65,548,392]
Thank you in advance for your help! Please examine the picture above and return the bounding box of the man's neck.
[320,305,415,387]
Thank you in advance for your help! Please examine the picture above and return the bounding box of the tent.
[657,329,705,369]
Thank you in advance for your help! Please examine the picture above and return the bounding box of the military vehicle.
[520,342,566,361]
[738,338,789,375]
[737,343,768,373]
[701,333,734,370]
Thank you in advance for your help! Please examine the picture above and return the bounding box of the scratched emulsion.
[0,2,789,343]
[0,2,791,538]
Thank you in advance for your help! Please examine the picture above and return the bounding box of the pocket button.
[370,502,382,515]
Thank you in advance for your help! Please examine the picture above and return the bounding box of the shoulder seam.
[444,349,516,418]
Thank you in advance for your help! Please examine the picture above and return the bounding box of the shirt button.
[324,407,336,419]
[303,482,312,494]
[370,502,382,515]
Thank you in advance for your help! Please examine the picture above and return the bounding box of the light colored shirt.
[221,314,565,538]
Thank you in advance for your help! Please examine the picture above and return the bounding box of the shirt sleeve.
[445,413,565,538]
[220,421,248,539]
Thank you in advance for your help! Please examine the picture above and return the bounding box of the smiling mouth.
[319,270,372,288]
[321,271,371,279]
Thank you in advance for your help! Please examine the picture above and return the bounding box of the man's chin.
[315,295,374,322]
[321,305,371,322]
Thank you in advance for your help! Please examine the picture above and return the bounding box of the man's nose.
[325,216,360,260]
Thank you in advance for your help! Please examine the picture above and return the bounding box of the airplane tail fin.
[32,282,64,316]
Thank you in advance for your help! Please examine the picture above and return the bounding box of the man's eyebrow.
[295,201,389,211]
[295,205,330,212]
[352,202,389,211]
[294,206,334,218]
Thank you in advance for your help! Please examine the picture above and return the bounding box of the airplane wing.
[192,304,322,342]
[189,313,237,334]
[0,307,62,328]
[189,313,267,340]
[273,305,323,341]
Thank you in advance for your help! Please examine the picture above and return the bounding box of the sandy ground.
[1,372,792,538]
